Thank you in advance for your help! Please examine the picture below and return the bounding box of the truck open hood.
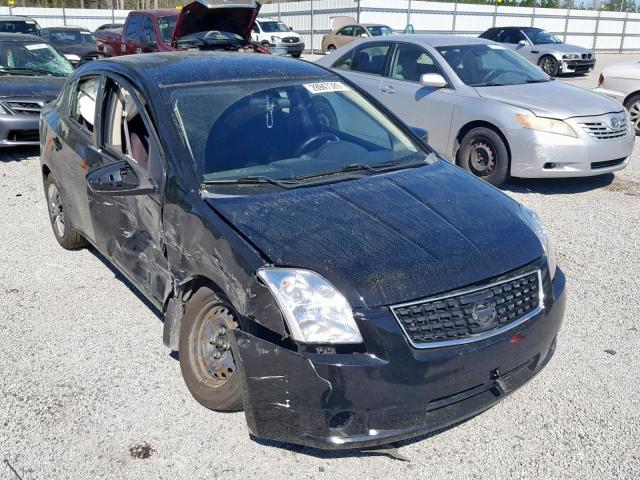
[172,0,261,43]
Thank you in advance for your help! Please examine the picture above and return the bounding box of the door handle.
[381,85,396,94]
[52,136,63,152]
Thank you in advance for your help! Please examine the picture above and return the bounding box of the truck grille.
[3,101,43,115]
[391,270,542,348]
[281,36,300,43]
[579,116,628,140]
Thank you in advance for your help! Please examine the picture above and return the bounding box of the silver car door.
[516,30,538,62]
[378,43,455,156]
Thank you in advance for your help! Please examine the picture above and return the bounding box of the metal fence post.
[278,1,281,21]
[407,0,411,29]
[620,11,629,54]
[310,0,314,55]
[492,1,498,28]
[112,8,115,23]
[592,8,600,51]
[531,4,536,28]
[356,0,361,24]
[563,6,570,42]
[452,0,458,34]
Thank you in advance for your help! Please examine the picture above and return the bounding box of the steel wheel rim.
[192,304,238,388]
[629,102,640,134]
[540,58,555,75]
[48,183,65,237]
[468,137,497,177]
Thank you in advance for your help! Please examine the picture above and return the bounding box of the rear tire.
[457,127,510,186]
[179,287,244,412]
[44,174,88,250]
[624,93,640,136]
[538,55,559,76]
[326,45,336,53]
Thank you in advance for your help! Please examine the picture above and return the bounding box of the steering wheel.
[294,132,340,156]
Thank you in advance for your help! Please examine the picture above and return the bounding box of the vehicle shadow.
[249,416,476,460]
[503,173,615,195]
[0,146,40,162]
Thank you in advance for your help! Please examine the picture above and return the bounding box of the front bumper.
[270,41,305,55]
[0,114,40,147]
[560,59,595,74]
[506,119,634,178]
[234,266,565,450]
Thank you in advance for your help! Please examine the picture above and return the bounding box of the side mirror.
[289,26,293,31]
[518,40,527,46]
[411,126,429,144]
[87,160,156,196]
[420,73,448,88]
[360,33,368,38]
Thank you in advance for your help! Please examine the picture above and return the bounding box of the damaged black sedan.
[40,52,566,450]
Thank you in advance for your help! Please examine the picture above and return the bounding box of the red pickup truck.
[96,0,266,57]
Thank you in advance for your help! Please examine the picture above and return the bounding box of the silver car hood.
[475,81,622,119]
[537,42,592,55]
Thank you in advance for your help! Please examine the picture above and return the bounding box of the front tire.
[457,127,510,186]
[624,93,640,136]
[538,55,559,76]
[45,174,88,250]
[179,287,244,412]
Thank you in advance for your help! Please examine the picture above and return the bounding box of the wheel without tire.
[45,174,88,250]
[538,55,559,76]
[457,127,510,186]
[624,93,640,136]
[179,287,244,411]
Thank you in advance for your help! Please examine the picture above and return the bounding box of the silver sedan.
[594,59,640,135]
[315,35,634,186]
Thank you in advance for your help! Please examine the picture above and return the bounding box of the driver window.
[70,76,100,135]
[102,80,153,175]
[390,44,443,83]
[353,26,367,37]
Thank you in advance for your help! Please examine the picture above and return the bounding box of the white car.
[251,18,304,57]
[595,60,640,135]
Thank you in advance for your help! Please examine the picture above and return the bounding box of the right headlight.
[520,206,557,280]
[258,268,363,344]
[515,114,577,138]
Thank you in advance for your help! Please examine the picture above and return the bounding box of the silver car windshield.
[436,44,550,87]
[169,78,429,185]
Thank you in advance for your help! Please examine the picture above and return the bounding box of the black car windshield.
[168,78,429,189]
[48,30,96,45]
[368,25,393,36]
[0,20,39,35]
[259,21,290,33]
[523,28,561,45]
[0,41,73,76]
[437,44,549,87]
[158,16,177,43]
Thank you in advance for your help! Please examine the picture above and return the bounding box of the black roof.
[0,33,43,42]
[486,26,542,31]
[43,26,92,32]
[87,51,334,87]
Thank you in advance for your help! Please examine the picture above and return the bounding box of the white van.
[251,18,304,57]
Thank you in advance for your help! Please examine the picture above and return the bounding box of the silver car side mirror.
[420,73,448,88]
[518,40,527,46]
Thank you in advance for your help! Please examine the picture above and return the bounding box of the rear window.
[158,16,177,43]
[0,20,39,35]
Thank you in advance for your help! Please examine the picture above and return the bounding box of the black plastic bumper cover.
[234,269,566,450]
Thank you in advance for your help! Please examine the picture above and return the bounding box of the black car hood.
[206,162,543,308]
[0,75,66,99]
[54,43,97,58]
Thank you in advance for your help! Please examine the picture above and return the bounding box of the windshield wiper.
[526,79,551,83]
[202,175,299,189]
[295,159,427,182]
[0,67,64,77]
[470,82,507,87]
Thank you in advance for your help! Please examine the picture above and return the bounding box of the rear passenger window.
[350,43,390,76]
[70,76,100,135]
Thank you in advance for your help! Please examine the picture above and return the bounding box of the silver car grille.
[3,101,43,115]
[578,115,628,141]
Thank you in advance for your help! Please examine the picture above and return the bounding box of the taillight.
[597,73,604,87]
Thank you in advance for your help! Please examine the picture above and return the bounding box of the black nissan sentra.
[40,52,566,450]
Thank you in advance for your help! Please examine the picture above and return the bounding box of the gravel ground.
[1,53,639,480]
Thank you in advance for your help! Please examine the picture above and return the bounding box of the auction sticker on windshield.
[303,82,350,94]
[25,44,49,50]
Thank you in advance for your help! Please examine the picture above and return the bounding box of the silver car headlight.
[562,54,580,60]
[258,268,363,344]
[520,206,557,280]
[515,114,577,138]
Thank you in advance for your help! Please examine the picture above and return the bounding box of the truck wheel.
[624,93,640,136]
[45,174,88,250]
[457,127,510,186]
[179,286,244,412]
[538,55,559,76]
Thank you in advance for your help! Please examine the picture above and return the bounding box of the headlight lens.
[562,54,580,60]
[520,206,557,280]
[515,114,577,138]
[64,53,81,62]
[270,35,279,43]
[258,268,363,344]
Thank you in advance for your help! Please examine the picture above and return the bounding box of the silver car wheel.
[629,101,640,135]
[539,57,558,76]
[47,182,65,238]
[469,138,496,177]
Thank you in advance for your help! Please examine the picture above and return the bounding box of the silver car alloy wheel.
[48,182,65,238]
[539,57,556,76]
[628,100,640,135]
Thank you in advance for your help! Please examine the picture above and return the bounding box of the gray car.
[594,59,640,135]
[0,34,72,146]
[480,27,595,77]
[315,35,633,186]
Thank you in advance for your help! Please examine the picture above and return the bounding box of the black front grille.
[7,129,39,142]
[4,101,42,115]
[392,271,541,347]
[591,158,626,170]
[582,53,592,59]
[282,36,300,43]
